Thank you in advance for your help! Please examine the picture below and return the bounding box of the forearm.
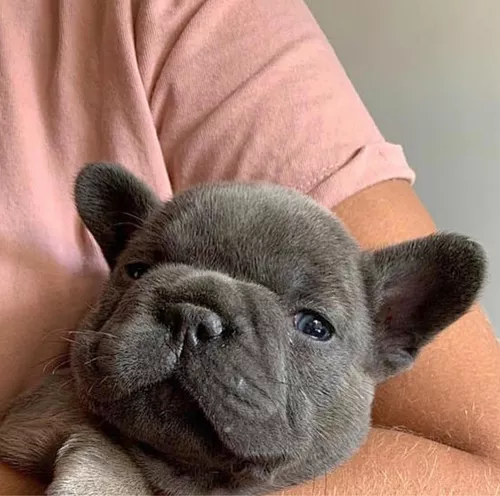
[335,180,500,462]
[279,428,500,496]
[372,304,500,463]
[5,430,498,496]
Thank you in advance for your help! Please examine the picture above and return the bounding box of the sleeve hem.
[304,142,416,210]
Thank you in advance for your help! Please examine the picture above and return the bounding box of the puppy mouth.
[166,380,244,459]
[152,378,296,468]
[86,376,255,467]
[174,362,306,463]
[80,360,295,466]
[71,314,300,462]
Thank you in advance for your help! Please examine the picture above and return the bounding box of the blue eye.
[294,312,335,341]
[125,262,150,280]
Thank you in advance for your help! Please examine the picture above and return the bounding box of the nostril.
[195,315,223,342]
[158,307,182,331]
[160,303,225,346]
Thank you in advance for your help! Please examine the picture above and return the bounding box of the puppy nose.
[184,308,224,346]
[163,304,224,346]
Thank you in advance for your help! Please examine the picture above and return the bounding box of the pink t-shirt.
[0,0,414,404]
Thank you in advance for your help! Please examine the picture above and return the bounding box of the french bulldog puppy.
[0,163,486,495]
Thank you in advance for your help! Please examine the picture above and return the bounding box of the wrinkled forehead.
[128,184,362,305]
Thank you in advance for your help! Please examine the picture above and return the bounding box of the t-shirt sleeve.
[136,0,415,209]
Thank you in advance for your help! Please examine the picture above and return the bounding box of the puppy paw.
[49,431,152,495]
[0,372,82,476]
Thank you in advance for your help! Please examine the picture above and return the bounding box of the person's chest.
[0,0,172,404]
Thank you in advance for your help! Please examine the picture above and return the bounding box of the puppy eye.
[125,262,150,280]
[294,311,335,341]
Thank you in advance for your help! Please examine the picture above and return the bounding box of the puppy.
[0,163,486,495]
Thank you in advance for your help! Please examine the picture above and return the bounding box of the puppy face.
[70,164,485,494]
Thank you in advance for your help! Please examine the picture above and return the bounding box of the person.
[0,1,498,494]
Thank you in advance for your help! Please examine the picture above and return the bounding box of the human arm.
[282,427,499,496]
[279,179,500,495]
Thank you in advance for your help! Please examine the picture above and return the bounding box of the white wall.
[305,0,500,334]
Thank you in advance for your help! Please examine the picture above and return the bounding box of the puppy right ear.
[74,163,160,269]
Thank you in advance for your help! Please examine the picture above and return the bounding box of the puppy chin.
[177,373,314,462]
[212,413,306,462]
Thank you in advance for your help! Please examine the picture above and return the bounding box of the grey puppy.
[0,163,486,495]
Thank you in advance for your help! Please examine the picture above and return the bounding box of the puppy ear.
[363,233,486,381]
[74,163,160,268]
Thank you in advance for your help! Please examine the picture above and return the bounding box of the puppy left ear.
[74,163,160,269]
[363,233,486,382]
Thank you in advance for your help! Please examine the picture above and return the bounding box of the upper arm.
[334,179,500,463]
[137,0,413,203]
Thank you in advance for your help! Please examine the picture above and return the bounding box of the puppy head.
[71,164,486,493]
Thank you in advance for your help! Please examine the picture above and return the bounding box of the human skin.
[1,180,499,495]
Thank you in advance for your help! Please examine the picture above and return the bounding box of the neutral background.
[305,0,499,335]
